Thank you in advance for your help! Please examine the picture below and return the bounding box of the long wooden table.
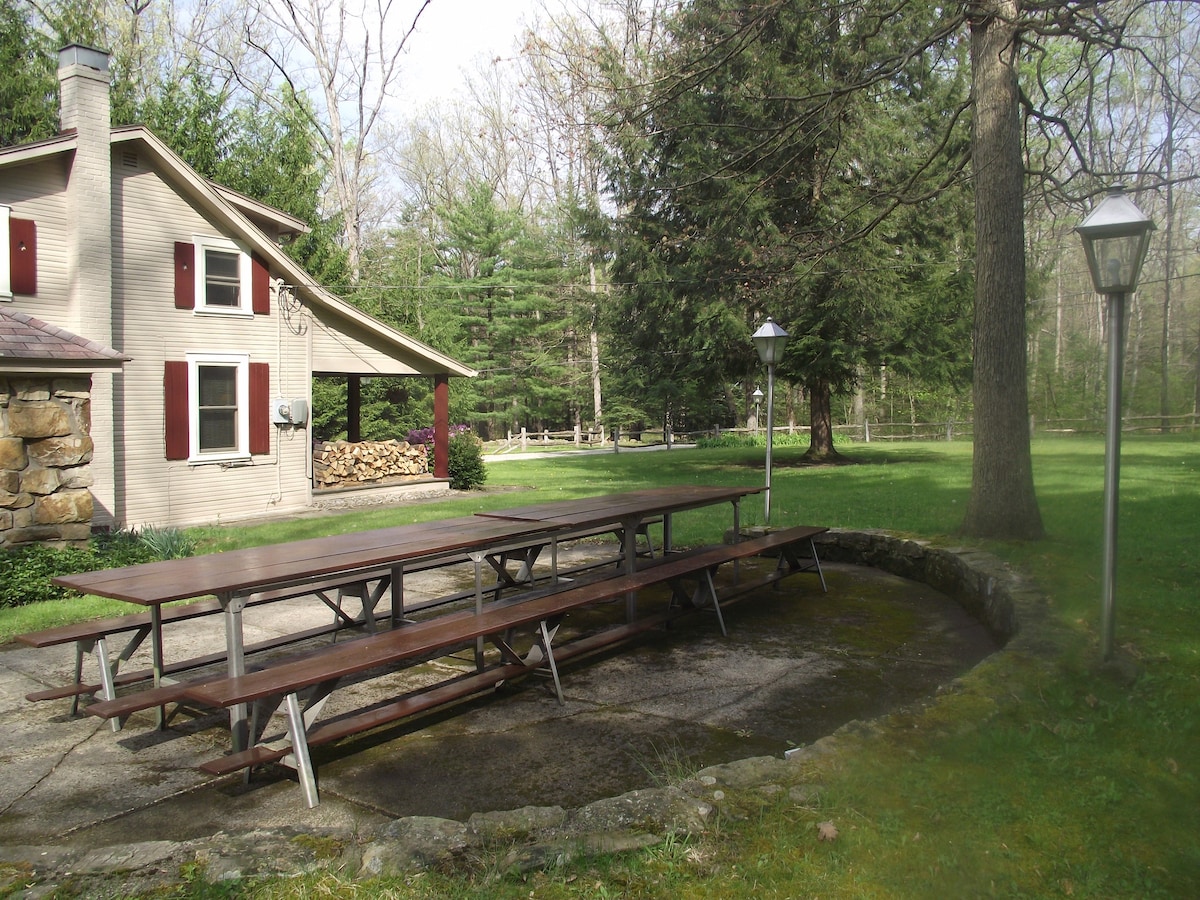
[52,515,569,747]
[51,485,759,749]
[476,484,760,620]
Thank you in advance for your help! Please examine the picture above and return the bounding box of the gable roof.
[0,308,127,373]
[112,127,478,379]
[0,125,476,379]
[209,182,310,239]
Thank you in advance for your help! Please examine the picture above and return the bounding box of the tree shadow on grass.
[738,447,949,469]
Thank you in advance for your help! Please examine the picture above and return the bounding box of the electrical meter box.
[271,398,310,426]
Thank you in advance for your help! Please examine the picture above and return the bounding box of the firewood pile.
[313,439,429,488]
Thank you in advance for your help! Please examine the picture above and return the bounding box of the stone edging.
[0,529,1050,893]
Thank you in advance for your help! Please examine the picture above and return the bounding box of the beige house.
[0,45,475,530]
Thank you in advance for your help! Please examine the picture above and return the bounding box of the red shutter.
[249,362,270,455]
[164,361,189,460]
[174,242,195,309]
[251,253,270,315]
[10,218,36,295]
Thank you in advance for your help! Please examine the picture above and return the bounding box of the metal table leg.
[221,592,248,753]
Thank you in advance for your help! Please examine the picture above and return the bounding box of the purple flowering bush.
[406,424,471,448]
[406,424,486,490]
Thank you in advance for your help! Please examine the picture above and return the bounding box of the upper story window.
[174,238,270,316]
[202,245,243,308]
[194,236,253,315]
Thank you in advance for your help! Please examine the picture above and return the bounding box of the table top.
[53,485,760,606]
[475,484,759,528]
[52,515,560,606]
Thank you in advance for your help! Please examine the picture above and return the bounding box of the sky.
[398,0,556,107]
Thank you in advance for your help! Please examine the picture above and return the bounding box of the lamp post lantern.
[1075,187,1155,661]
[753,318,790,525]
[752,387,763,436]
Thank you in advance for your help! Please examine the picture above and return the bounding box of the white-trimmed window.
[173,238,270,315]
[194,236,253,314]
[164,356,271,462]
[190,353,250,460]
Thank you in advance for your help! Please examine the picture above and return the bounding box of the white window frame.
[0,205,11,300]
[187,352,250,463]
[193,235,254,316]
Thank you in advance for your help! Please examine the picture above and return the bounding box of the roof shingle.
[0,308,127,365]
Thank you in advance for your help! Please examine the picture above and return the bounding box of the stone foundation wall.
[0,376,95,549]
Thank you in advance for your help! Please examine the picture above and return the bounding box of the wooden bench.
[185,525,827,807]
[16,572,398,726]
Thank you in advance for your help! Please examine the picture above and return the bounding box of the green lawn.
[3,435,1198,897]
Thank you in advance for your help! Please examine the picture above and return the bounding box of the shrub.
[406,424,482,486]
[696,432,760,449]
[695,430,848,450]
[0,526,196,609]
[90,527,158,568]
[0,543,96,608]
[405,424,471,447]
[447,430,487,491]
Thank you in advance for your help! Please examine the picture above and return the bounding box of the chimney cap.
[58,44,110,73]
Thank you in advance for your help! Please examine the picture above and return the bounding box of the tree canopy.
[3,0,1198,539]
[601,0,974,458]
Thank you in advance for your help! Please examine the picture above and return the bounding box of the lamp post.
[1075,187,1155,661]
[753,318,790,525]
[752,387,763,436]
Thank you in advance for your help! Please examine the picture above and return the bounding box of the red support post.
[433,374,450,479]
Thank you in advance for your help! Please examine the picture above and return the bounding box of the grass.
[3,435,1198,897]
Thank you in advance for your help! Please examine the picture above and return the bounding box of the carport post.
[434,374,450,479]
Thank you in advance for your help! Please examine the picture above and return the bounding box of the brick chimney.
[58,45,111,137]
[57,44,112,338]
[57,45,116,527]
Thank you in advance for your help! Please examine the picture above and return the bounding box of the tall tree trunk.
[1159,123,1175,432]
[960,0,1044,539]
[589,261,604,429]
[806,378,840,460]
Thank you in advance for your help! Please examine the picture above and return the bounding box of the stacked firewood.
[313,439,429,487]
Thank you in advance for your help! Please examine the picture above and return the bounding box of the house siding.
[2,159,73,327]
[310,307,440,376]
[110,156,314,527]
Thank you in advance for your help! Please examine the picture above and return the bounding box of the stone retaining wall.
[811,529,1034,641]
[0,376,94,549]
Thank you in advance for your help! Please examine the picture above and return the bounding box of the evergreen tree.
[0,1,57,147]
[603,0,972,457]
[431,182,571,439]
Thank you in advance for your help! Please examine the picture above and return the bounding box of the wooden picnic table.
[49,485,759,749]
[52,514,567,747]
[476,484,760,619]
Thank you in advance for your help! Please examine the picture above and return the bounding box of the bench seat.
[191,525,827,806]
[80,619,386,722]
[17,572,395,719]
